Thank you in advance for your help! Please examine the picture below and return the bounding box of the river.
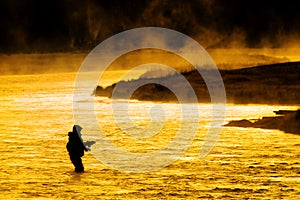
[0,72,299,199]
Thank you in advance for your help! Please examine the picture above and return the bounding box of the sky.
[1,0,300,53]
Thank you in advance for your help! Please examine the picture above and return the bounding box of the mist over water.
[1,0,300,53]
[1,1,300,198]
[0,53,87,75]
[1,47,299,76]
[1,1,300,75]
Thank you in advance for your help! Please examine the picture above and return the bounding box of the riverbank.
[225,110,300,134]
[95,61,300,104]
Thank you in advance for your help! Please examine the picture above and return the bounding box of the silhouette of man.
[66,125,88,173]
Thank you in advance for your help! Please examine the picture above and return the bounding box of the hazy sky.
[1,0,300,53]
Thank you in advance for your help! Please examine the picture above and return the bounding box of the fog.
[1,0,300,52]
[0,53,86,75]
[1,48,300,75]
[0,0,300,74]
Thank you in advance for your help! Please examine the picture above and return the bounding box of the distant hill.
[94,62,300,104]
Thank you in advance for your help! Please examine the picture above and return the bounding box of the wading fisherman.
[66,125,88,173]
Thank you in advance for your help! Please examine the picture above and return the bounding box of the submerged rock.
[225,119,253,127]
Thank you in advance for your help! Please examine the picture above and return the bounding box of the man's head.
[73,125,83,133]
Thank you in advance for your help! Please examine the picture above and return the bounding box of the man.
[66,125,88,173]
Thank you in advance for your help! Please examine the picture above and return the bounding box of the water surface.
[0,73,299,199]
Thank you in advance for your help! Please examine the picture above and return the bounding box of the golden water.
[1,73,299,199]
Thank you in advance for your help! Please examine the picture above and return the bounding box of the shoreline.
[225,109,300,134]
[94,61,300,105]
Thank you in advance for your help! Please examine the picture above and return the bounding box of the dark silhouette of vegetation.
[94,62,300,104]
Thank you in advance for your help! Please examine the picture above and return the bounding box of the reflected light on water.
[0,73,299,199]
